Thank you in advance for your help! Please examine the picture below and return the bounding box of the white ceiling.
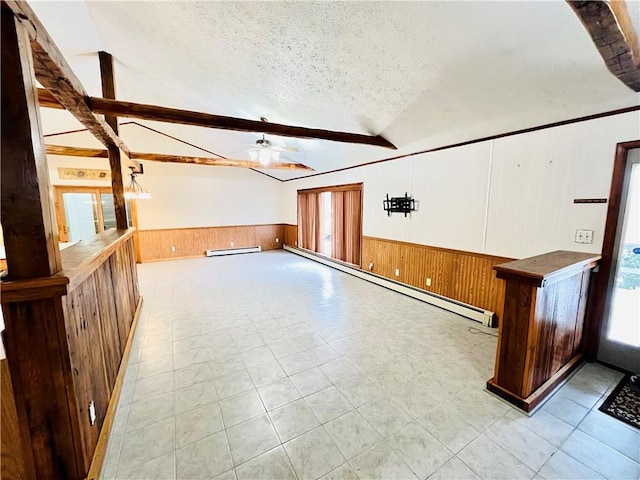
[32,1,640,181]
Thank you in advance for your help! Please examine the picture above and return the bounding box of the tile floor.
[101,251,640,480]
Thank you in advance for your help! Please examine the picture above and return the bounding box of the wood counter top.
[494,250,601,287]
[1,228,136,301]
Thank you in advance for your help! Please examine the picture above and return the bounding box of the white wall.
[46,155,283,230]
[282,111,640,259]
[134,161,282,230]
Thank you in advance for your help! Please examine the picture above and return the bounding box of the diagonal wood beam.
[35,88,396,150]
[567,0,640,91]
[2,1,132,155]
[44,145,314,171]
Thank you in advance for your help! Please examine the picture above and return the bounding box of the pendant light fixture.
[124,164,151,199]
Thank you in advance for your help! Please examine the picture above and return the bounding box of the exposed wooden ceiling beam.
[44,144,314,171]
[35,88,396,150]
[2,1,132,155]
[567,0,640,91]
[45,144,108,158]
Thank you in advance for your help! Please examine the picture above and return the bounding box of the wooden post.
[1,6,61,279]
[98,51,128,229]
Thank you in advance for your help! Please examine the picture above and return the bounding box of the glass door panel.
[101,193,117,230]
[599,155,640,372]
[62,193,99,242]
[321,191,332,256]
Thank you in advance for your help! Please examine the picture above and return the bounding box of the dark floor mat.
[598,374,640,430]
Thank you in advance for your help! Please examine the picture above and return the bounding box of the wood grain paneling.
[2,297,80,479]
[1,359,35,479]
[362,237,512,318]
[284,224,298,246]
[1,8,62,280]
[1,231,140,479]
[489,251,599,411]
[137,224,285,262]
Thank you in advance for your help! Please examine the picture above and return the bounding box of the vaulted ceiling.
[33,1,640,181]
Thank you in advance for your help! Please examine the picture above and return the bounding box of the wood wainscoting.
[137,224,285,262]
[362,237,513,321]
[284,224,298,247]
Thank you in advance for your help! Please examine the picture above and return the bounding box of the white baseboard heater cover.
[283,245,494,326]
[206,246,261,257]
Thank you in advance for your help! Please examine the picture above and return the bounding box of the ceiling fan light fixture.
[258,148,272,166]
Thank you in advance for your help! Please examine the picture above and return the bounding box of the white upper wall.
[126,162,282,230]
[282,112,640,259]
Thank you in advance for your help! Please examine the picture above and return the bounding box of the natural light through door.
[607,162,640,347]
[321,191,332,256]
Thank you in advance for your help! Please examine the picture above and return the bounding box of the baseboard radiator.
[283,245,494,326]
[206,246,262,257]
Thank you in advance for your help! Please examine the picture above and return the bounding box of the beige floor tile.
[269,398,320,443]
[219,388,265,427]
[175,402,224,448]
[235,446,296,480]
[290,367,332,396]
[358,395,413,438]
[418,405,480,453]
[560,429,640,479]
[428,457,480,480]
[325,410,380,459]
[305,386,354,423]
[284,427,345,479]
[538,450,605,480]
[176,432,232,479]
[349,443,417,480]
[257,377,302,411]
[226,414,280,466]
[386,422,452,479]
[458,435,536,480]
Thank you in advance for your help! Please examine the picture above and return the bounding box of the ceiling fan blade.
[271,145,299,153]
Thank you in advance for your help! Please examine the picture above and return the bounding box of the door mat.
[598,374,639,430]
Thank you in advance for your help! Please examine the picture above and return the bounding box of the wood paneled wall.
[62,237,139,471]
[284,224,298,247]
[1,359,34,479]
[137,224,285,262]
[362,237,513,319]
[1,230,140,479]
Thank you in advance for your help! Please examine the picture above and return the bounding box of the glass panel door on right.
[599,154,640,372]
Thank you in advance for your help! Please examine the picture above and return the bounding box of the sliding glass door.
[297,183,363,266]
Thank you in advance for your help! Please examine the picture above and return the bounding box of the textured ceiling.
[32,1,640,181]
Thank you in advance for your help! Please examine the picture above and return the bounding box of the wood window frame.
[297,182,364,267]
[53,185,114,242]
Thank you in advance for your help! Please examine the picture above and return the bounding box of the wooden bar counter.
[487,250,600,412]
[1,229,141,479]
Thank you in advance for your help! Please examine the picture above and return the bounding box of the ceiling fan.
[245,118,299,166]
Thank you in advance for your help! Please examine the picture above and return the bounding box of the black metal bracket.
[383,193,415,217]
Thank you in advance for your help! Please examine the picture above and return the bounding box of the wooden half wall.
[1,229,140,479]
[362,237,513,320]
[137,224,285,262]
